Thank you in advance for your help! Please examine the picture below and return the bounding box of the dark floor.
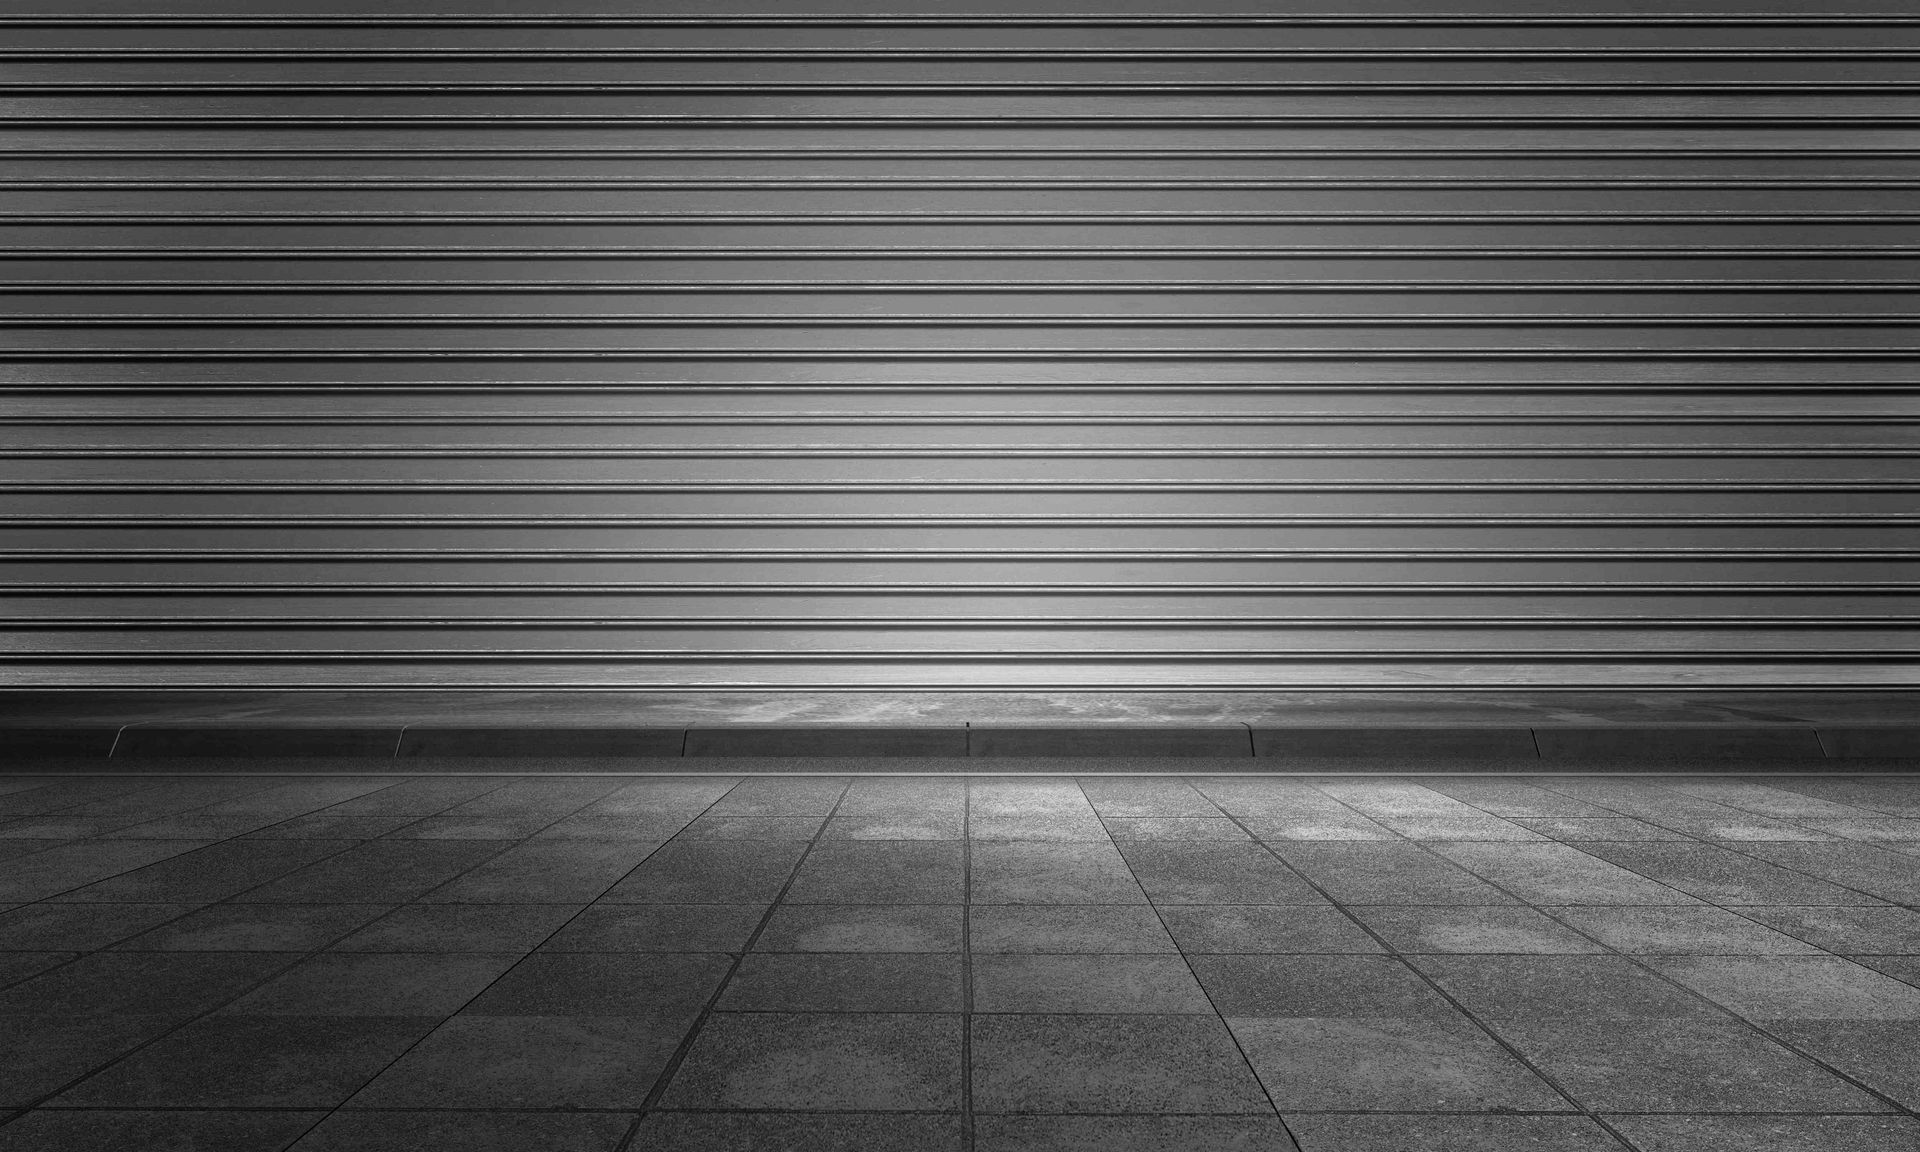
[2,771,1919,1151]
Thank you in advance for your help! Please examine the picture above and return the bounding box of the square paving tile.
[973,954,1212,1014]
[971,1014,1270,1114]
[598,840,805,904]
[663,1012,962,1111]
[635,1112,960,1151]
[720,953,963,1012]
[539,903,766,953]
[1284,1114,1617,1151]
[1766,1020,1920,1109]
[1351,906,1604,955]
[112,902,395,952]
[1492,1017,1891,1112]
[1191,955,1456,1018]
[1549,906,1823,955]
[1116,843,1326,905]
[222,952,519,1016]
[1229,1015,1566,1112]
[1409,955,1718,1023]
[968,905,1177,953]
[755,904,964,953]
[1738,905,1920,953]
[1269,843,1518,905]
[348,1013,688,1109]
[0,1109,326,1152]
[461,951,729,1018]
[1646,955,1920,1019]
[290,1110,634,1152]
[1157,905,1384,954]
[54,1015,438,1107]
[1603,1114,1920,1152]
[784,841,965,904]
[329,903,581,953]
[973,1115,1295,1151]
[970,843,1146,905]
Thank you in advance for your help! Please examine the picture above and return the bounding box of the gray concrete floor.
[1,771,1918,1150]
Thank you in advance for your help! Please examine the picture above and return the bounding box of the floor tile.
[314,777,506,817]
[233,840,508,904]
[56,839,353,904]
[1239,814,1396,841]
[721,953,963,1012]
[0,951,295,1018]
[598,840,806,903]
[1377,816,1547,841]
[1646,955,1920,1019]
[461,951,729,1018]
[971,1014,1270,1113]
[969,904,1176,953]
[698,777,845,817]
[1411,954,1721,1023]
[1510,817,1690,841]
[54,1015,437,1107]
[246,815,421,840]
[1313,782,1487,818]
[112,902,394,951]
[1282,1113,1612,1152]
[0,839,220,902]
[0,1013,180,1107]
[635,1112,961,1151]
[822,811,964,840]
[1734,843,1920,904]
[0,952,72,988]
[1192,954,1455,1017]
[1432,843,1701,905]
[347,1013,684,1108]
[540,903,765,953]
[0,902,197,951]
[293,1109,633,1151]
[663,1012,962,1111]
[1492,1017,1890,1112]
[784,841,964,904]
[1117,843,1327,905]
[973,954,1212,1013]
[1102,817,1250,841]
[1269,843,1518,905]
[222,952,519,1016]
[1738,904,1920,953]
[329,902,581,953]
[1229,1015,1565,1111]
[971,842,1147,905]
[1576,843,1883,906]
[435,778,627,820]
[969,781,1110,841]
[756,904,963,953]
[380,814,555,840]
[974,1115,1295,1151]
[1351,906,1604,954]
[418,840,660,903]
[1550,905,1822,955]
[680,815,826,840]
[1285,1114,1616,1151]
[0,1109,325,1152]
[1158,905,1383,954]
[1604,1114,1920,1152]
[1766,1020,1920,1108]
[1077,779,1222,818]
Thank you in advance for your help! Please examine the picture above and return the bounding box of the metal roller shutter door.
[1,1,1915,691]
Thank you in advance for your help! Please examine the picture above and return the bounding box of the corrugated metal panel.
[1,0,1915,691]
